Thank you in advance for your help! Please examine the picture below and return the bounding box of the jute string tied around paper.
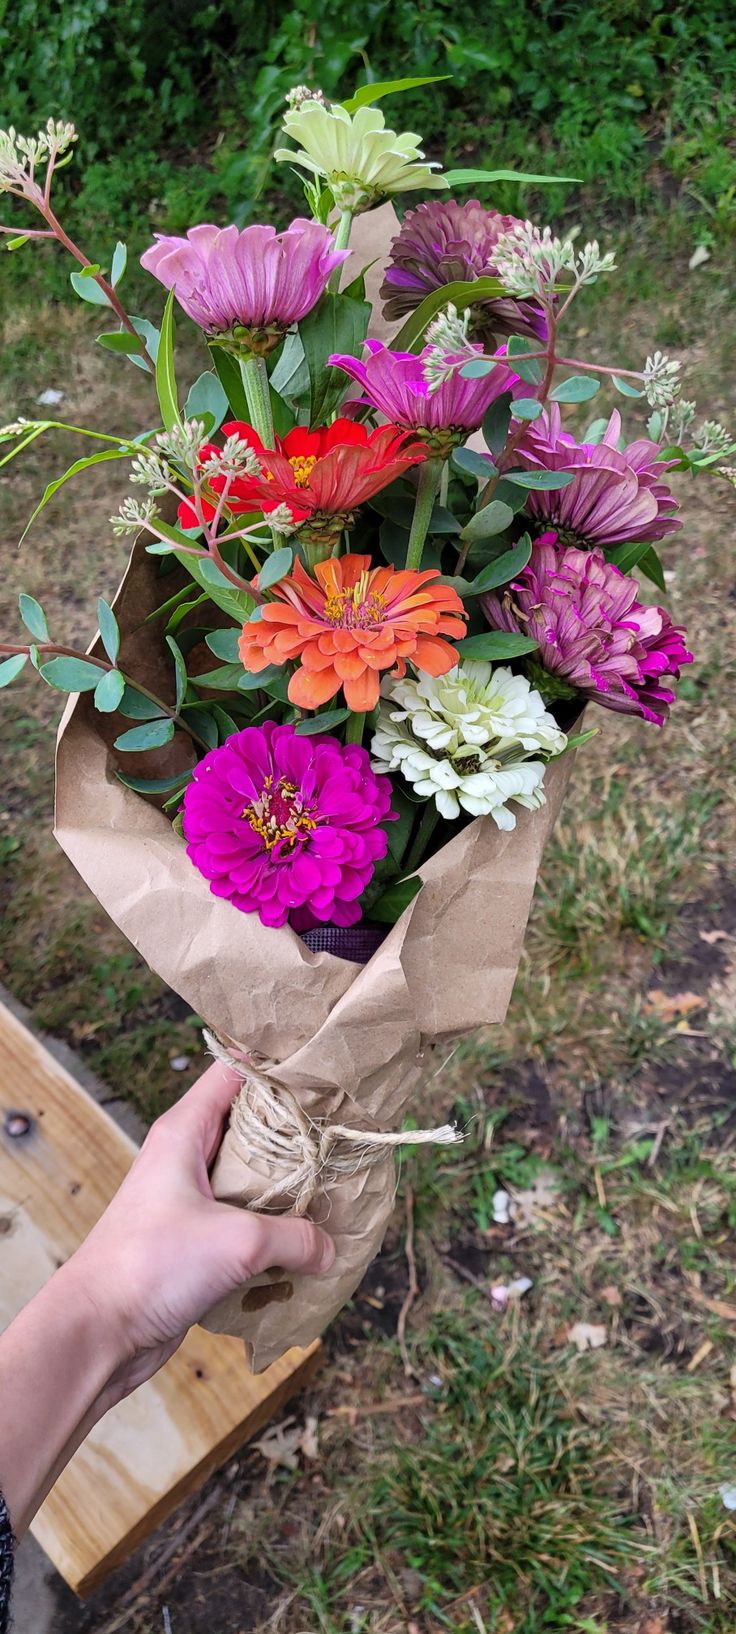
[205,1030,463,1216]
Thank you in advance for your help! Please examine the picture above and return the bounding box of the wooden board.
[0,1001,320,1596]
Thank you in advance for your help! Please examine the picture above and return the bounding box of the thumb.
[211,1205,336,1283]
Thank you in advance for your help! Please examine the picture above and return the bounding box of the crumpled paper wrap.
[53,204,575,1371]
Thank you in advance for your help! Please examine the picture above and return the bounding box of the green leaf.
[97,597,120,663]
[185,371,229,433]
[205,627,242,663]
[506,335,543,384]
[118,686,168,720]
[156,289,180,435]
[111,241,127,286]
[130,316,160,370]
[294,708,351,736]
[371,491,460,534]
[386,787,416,870]
[40,656,104,691]
[443,167,581,186]
[192,663,245,691]
[93,668,125,712]
[166,594,209,634]
[582,417,611,444]
[550,375,601,402]
[299,291,370,424]
[165,635,187,711]
[177,552,256,625]
[469,534,532,593]
[211,704,240,741]
[503,469,575,490]
[513,398,544,420]
[186,708,218,748]
[258,547,293,591]
[268,330,310,409]
[70,269,112,306]
[18,594,49,641]
[391,277,507,353]
[342,75,450,113]
[4,234,31,251]
[117,769,193,794]
[456,632,538,660]
[210,348,250,418]
[114,718,176,752]
[637,546,666,591]
[483,393,514,457]
[612,375,643,398]
[238,665,281,692]
[459,358,498,379]
[451,447,496,481]
[563,727,599,753]
[0,654,28,687]
[19,448,132,543]
[370,873,423,924]
[460,500,514,542]
[96,330,142,356]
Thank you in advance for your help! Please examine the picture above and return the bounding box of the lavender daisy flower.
[514,405,680,548]
[482,531,692,726]
[329,338,518,452]
[182,721,394,930]
[141,220,349,354]
[380,199,547,344]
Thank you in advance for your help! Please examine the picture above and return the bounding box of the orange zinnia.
[239,554,467,713]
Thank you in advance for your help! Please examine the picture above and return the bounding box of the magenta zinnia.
[513,406,680,548]
[380,198,547,343]
[181,721,394,930]
[330,338,518,450]
[482,531,692,726]
[140,220,349,352]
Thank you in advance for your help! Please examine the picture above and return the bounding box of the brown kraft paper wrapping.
[53,205,576,1372]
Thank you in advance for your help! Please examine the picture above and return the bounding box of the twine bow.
[205,1030,462,1215]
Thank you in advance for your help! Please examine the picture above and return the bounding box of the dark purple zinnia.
[380,198,547,344]
[513,406,681,549]
[182,721,394,930]
[482,531,692,726]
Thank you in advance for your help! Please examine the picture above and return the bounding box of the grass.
[2,211,736,1631]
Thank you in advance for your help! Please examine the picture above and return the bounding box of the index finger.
[169,1058,243,1165]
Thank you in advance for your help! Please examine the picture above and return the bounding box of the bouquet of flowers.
[2,79,727,1368]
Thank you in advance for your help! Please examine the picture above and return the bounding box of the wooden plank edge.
[71,1339,322,1597]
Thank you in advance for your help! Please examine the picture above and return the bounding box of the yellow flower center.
[288,453,318,488]
[243,776,317,852]
[323,572,386,630]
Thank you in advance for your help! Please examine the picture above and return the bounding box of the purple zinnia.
[381,198,547,344]
[140,220,349,352]
[182,721,394,930]
[482,531,692,726]
[513,406,680,548]
[329,338,518,450]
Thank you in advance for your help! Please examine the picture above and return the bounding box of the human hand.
[66,1059,335,1402]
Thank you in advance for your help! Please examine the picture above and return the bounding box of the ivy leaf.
[18,593,49,641]
[39,656,104,691]
[258,547,293,591]
[97,597,120,664]
[114,718,176,752]
[294,708,351,736]
[93,668,125,713]
[370,874,423,924]
[550,375,601,402]
[0,654,28,688]
[205,627,243,662]
[456,631,538,660]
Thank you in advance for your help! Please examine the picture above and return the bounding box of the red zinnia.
[177,418,426,531]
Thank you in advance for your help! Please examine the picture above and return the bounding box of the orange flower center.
[243,776,317,852]
[323,573,386,630]
[288,453,318,488]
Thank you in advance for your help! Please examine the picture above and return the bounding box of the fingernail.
[318,1231,336,1272]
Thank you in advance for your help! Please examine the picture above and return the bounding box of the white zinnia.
[370,662,567,829]
[274,102,446,213]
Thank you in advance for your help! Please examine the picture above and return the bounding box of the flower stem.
[404,802,440,875]
[345,711,365,746]
[240,354,275,449]
[405,458,443,571]
[329,208,353,289]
